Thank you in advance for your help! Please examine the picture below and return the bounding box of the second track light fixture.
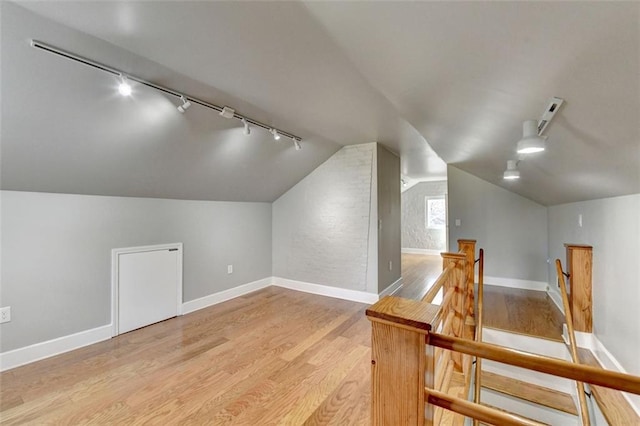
[503,160,520,180]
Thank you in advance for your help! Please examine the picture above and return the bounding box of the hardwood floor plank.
[279,345,370,424]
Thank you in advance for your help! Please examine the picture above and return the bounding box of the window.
[425,196,446,229]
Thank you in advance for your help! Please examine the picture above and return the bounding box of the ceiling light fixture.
[118,75,132,96]
[30,39,302,149]
[293,139,301,151]
[242,118,251,135]
[516,120,547,154]
[517,97,564,154]
[503,160,520,180]
[177,96,191,113]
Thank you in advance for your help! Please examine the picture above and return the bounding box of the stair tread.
[480,403,551,426]
[577,348,640,425]
[481,370,578,415]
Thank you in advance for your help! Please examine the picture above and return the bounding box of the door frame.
[111,242,183,336]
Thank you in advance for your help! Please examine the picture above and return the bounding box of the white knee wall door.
[112,243,182,335]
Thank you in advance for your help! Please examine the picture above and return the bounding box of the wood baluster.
[556,259,591,426]
[473,248,484,426]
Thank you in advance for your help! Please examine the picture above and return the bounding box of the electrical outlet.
[227,264,233,274]
[388,261,393,271]
[0,307,11,324]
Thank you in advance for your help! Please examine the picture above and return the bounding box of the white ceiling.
[3,1,639,205]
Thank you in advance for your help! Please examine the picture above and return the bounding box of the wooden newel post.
[366,297,440,426]
[564,244,593,332]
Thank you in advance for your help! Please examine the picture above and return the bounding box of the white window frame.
[425,196,446,229]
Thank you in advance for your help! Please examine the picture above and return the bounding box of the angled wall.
[272,143,378,293]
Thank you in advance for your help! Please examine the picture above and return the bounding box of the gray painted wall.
[0,190,272,352]
[547,194,640,379]
[377,145,401,292]
[447,166,548,282]
[401,180,447,251]
[272,143,376,292]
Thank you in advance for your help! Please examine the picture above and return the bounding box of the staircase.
[366,239,640,425]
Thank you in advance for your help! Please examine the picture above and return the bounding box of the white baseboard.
[379,277,403,298]
[402,248,442,256]
[547,288,565,314]
[181,277,272,315]
[273,277,379,304]
[0,324,112,372]
[481,275,548,291]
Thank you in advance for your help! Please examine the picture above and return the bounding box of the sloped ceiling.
[3,1,639,205]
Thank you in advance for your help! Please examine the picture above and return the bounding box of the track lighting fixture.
[118,75,132,96]
[242,118,251,136]
[516,120,547,154]
[503,160,520,180]
[401,179,407,187]
[516,97,564,155]
[30,40,303,150]
[177,96,191,113]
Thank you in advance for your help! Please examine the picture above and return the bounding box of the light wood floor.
[0,287,371,425]
[482,285,565,341]
[396,253,443,300]
[398,253,565,341]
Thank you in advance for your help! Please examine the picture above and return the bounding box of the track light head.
[271,128,281,140]
[177,96,191,113]
[503,160,520,180]
[241,118,251,135]
[293,139,301,151]
[517,120,546,154]
[118,75,132,96]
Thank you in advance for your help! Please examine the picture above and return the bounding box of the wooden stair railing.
[366,240,640,425]
[556,259,591,425]
[366,297,640,425]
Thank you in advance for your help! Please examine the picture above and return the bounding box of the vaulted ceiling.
[3,1,639,205]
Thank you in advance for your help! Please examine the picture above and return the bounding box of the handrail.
[425,387,546,426]
[556,259,591,425]
[422,262,455,303]
[472,248,484,426]
[428,333,640,395]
